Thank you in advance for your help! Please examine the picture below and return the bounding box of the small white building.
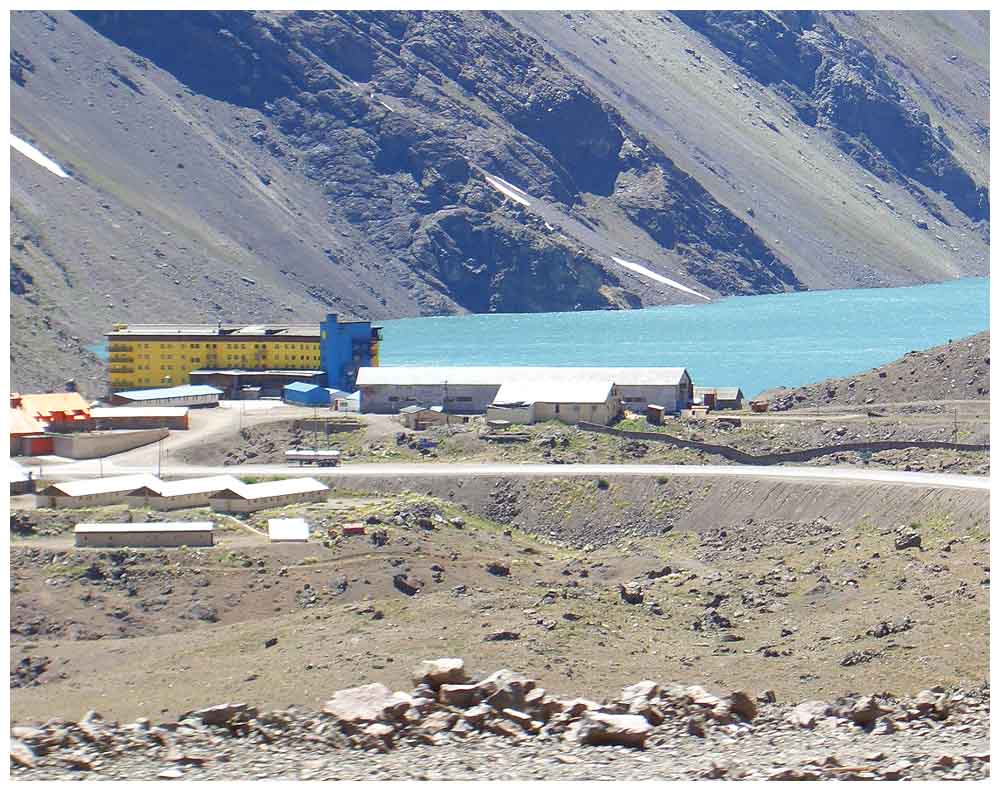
[487,380,620,425]
[208,477,329,514]
[268,518,310,543]
[74,522,214,548]
[35,474,161,508]
[124,475,243,511]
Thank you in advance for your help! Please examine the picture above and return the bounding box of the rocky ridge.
[10,658,990,781]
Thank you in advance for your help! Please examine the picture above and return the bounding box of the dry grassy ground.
[11,482,988,725]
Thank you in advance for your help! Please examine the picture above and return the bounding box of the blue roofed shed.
[283,382,331,406]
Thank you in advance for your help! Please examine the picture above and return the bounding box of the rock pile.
[10,659,990,780]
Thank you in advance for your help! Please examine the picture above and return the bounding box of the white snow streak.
[483,172,532,207]
[10,133,71,179]
[611,256,711,301]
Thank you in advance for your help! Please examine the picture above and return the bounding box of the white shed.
[208,477,329,514]
[74,522,214,548]
[268,518,310,543]
[124,475,243,511]
[35,474,161,508]
[487,379,620,425]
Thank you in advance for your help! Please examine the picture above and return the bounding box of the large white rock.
[323,683,411,723]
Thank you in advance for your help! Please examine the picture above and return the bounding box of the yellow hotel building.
[106,316,380,394]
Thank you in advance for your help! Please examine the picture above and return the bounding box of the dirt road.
[40,459,990,491]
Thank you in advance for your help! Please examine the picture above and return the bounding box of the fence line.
[576,422,989,466]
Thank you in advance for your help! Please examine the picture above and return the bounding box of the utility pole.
[954,408,959,442]
[157,437,163,478]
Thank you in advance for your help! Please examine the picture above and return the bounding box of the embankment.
[334,473,989,547]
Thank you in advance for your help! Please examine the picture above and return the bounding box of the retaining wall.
[51,428,169,460]
[577,422,989,466]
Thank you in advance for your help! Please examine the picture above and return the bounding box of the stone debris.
[8,659,990,781]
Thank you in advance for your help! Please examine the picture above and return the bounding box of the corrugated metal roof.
[115,385,223,401]
[75,522,214,534]
[137,475,243,498]
[357,366,689,387]
[17,392,91,419]
[9,407,45,436]
[284,382,321,393]
[694,387,744,400]
[493,380,615,405]
[212,477,329,500]
[92,407,189,418]
[43,474,161,498]
[268,518,310,541]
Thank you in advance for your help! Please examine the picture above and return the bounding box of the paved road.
[41,460,990,491]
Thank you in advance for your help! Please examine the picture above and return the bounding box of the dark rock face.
[71,9,797,311]
[675,10,988,222]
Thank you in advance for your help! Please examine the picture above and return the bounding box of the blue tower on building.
[319,314,382,392]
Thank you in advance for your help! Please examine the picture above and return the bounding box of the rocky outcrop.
[675,10,988,223]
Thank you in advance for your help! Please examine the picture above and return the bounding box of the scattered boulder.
[845,696,890,727]
[183,703,258,728]
[323,683,411,724]
[392,574,423,596]
[789,700,833,729]
[618,583,644,604]
[485,562,510,577]
[413,658,468,689]
[572,711,652,748]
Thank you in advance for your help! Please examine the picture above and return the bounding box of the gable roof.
[357,366,689,387]
[133,475,243,498]
[9,407,45,436]
[115,385,222,401]
[284,382,321,393]
[694,386,744,400]
[493,379,615,406]
[40,474,160,498]
[17,392,91,420]
[210,477,329,500]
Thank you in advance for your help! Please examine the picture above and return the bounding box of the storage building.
[35,474,161,508]
[283,382,331,406]
[124,475,243,510]
[208,477,329,514]
[111,384,222,408]
[74,522,214,548]
[268,518,310,543]
[91,406,190,430]
[358,366,692,414]
[399,405,449,430]
[694,387,745,411]
[487,380,620,425]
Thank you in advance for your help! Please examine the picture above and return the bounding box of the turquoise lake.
[87,277,989,398]
[379,277,989,398]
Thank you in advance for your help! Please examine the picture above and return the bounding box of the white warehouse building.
[357,366,693,416]
[74,522,214,548]
[124,475,244,511]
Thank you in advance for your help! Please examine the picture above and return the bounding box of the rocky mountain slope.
[10,10,989,393]
[760,331,990,409]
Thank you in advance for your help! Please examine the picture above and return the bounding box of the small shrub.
[596,478,610,490]
[655,476,669,485]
